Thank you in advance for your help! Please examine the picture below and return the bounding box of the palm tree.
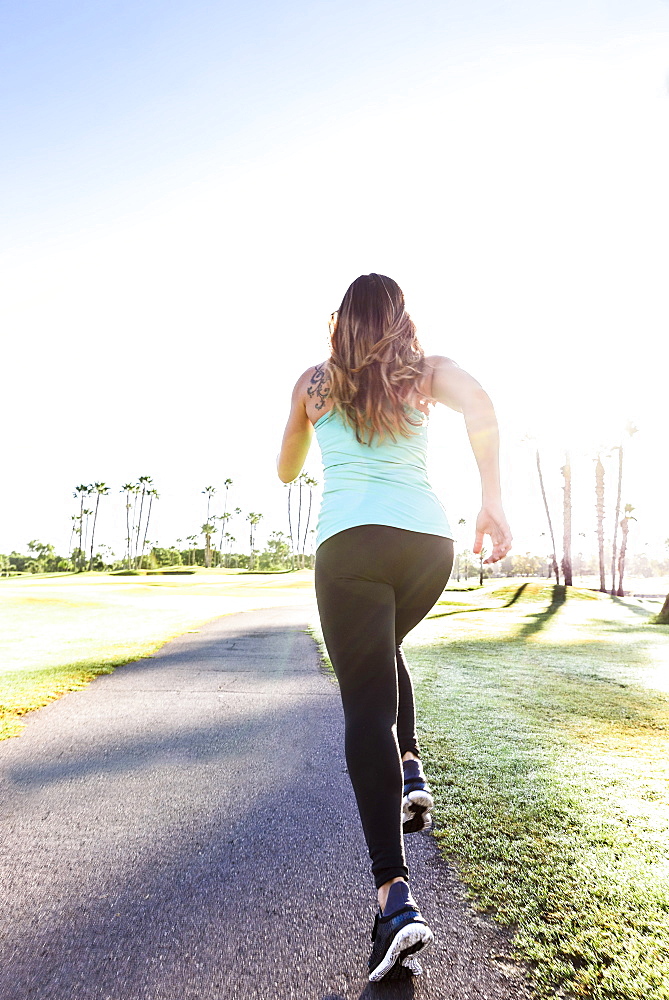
[210,480,232,566]
[536,450,559,585]
[139,488,159,568]
[478,547,488,586]
[285,483,295,569]
[304,476,318,564]
[246,512,263,570]
[228,508,241,568]
[69,514,80,568]
[81,508,94,568]
[186,534,198,566]
[121,483,136,569]
[73,484,90,571]
[616,504,636,597]
[575,532,586,581]
[296,477,304,567]
[224,532,235,566]
[133,476,153,567]
[88,482,110,570]
[561,453,572,587]
[610,424,638,596]
[201,522,216,568]
[300,475,319,565]
[595,455,606,592]
[202,485,216,524]
[217,512,231,565]
[222,479,233,515]
[455,518,466,581]
[610,446,622,596]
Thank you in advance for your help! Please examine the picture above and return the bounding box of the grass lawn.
[404,582,669,1000]
[0,569,315,740]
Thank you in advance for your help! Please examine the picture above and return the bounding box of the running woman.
[277,273,512,982]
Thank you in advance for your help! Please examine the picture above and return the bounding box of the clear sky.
[2,0,668,564]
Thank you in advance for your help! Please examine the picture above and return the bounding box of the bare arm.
[430,356,512,563]
[277,370,314,483]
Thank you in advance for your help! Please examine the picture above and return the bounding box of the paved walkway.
[0,605,533,999]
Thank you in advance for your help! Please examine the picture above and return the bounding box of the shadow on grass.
[514,585,567,639]
[502,583,529,607]
[427,582,544,623]
[610,595,656,618]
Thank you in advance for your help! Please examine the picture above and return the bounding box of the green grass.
[0,569,315,740]
[310,581,669,997]
[405,582,669,999]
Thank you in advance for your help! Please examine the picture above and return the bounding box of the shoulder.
[285,363,331,422]
[423,355,460,375]
[291,362,328,391]
[423,356,485,412]
[421,355,460,399]
[290,361,330,404]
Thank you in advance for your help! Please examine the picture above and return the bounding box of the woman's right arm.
[277,370,314,484]
[429,356,512,563]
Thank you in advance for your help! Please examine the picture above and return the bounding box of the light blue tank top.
[313,406,452,549]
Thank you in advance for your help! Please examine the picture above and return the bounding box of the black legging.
[315,525,454,888]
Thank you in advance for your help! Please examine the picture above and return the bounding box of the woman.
[277,273,512,982]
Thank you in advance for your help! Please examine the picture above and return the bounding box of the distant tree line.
[0,474,321,576]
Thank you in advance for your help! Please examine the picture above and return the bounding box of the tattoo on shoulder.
[307,364,330,411]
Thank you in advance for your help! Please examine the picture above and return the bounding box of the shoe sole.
[368,921,434,982]
[402,789,434,833]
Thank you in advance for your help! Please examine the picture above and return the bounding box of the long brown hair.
[326,273,428,444]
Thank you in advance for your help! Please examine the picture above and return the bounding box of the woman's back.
[311,368,452,548]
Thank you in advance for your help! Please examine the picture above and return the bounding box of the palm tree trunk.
[595,456,606,592]
[303,488,313,559]
[130,492,139,565]
[135,487,146,569]
[610,446,623,595]
[88,494,100,571]
[536,450,560,585]
[78,494,85,571]
[125,492,132,569]
[287,484,294,570]
[296,481,303,569]
[140,496,153,568]
[82,511,90,571]
[218,517,225,563]
[562,453,572,587]
[617,516,629,597]
[68,520,76,565]
[657,593,669,624]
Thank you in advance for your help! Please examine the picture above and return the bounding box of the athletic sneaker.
[402,759,434,833]
[368,881,434,982]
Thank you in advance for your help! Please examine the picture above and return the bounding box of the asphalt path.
[0,604,533,1000]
